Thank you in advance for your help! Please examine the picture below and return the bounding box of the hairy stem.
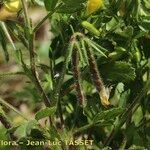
[0,97,28,120]
[28,33,51,107]
[33,4,62,33]
[0,112,17,140]
[20,0,30,29]
[0,22,17,51]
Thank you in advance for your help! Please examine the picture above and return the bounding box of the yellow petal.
[4,0,21,13]
[0,7,17,21]
[86,0,103,15]
[99,88,110,107]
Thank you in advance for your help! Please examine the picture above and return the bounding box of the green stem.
[28,32,51,107]
[0,72,25,78]
[54,33,83,100]
[0,22,17,51]
[0,114,17,140]
[54,41,74,100]
[20,0,31,29]
[55,43,74,127]
[57,97,64,127]
[73,123,94,135]
[21,0,52,124]
[119,137,127,150]
[73,122,111,135]
[103,80,150,146]
[33,4,62,33]
[0,97,28,120]
[7,25,28,48]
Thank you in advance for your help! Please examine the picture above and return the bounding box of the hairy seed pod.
[72,44,86,107]
[86,45,110,107]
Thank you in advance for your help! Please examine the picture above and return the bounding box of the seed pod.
[81,21,100,36]
[86,44,110,107]
[72,44,86,107]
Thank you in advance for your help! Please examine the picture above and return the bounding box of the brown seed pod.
[86,44,110,107]
[72,44,86,107]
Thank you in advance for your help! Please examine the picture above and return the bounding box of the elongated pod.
[84,40,110,107]
[72,43,86,107]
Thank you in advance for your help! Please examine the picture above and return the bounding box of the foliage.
[0,0,150,149]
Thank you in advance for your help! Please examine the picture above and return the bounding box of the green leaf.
[57,3,84,13]
[62,0,86,5]
[44,0,58,11]
[14,122,28,138]
[115,26,134,38]
[65,42,74,69]
[84,38,108,58]
[26,120,38,135]
[129,145,147,150]
[48,125,61,141]
[75,41,87,67]
[44,73,53,91]
[0,106,5,116]
[12,120,37,138]
[102,146,112,150]
[34,0,45,6]
[93,108,124,123]
[35,107,56,120]
[101,61,136,83]
[108,47,127,61]
[139,16,150,32]
[110,83,125,106]
[119,89,130,108]
[106,17,121,31]
[143,0,150,10]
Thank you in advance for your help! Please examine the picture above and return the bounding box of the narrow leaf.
[44,0,58,11]
[101,61,136,83]
[35,107,56,120]
[93,108,125,123]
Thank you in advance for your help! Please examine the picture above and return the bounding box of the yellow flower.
[0,0,21,21]
[4,0,22,12]
[99,87,110,107]
[86,0,103,15]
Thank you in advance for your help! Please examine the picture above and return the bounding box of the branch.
[28,33,51,107]
[103,80,150,146]
[0,106,17,141]
[20,0,30,29]
[33,3,63,33]
[0,22,17,51]
[0,97,28,120]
